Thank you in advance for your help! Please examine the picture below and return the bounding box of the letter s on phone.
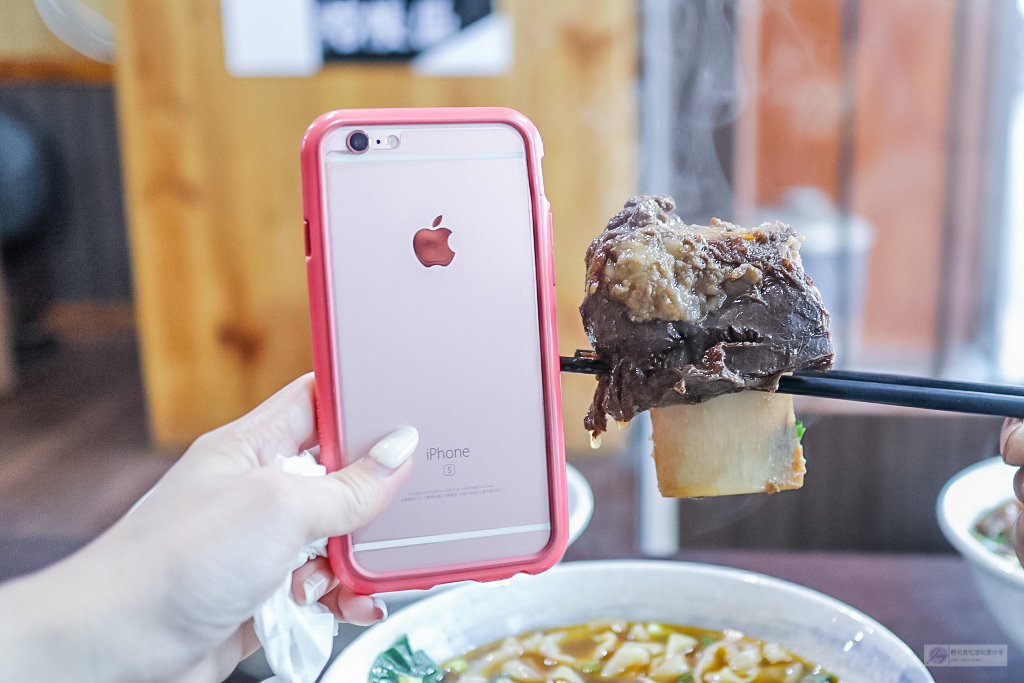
[300,108,568,593]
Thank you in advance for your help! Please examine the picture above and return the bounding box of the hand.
[0,374,415,683]
[999,417,1024,566]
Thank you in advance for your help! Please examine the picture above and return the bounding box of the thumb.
[298,426,418,540]
[1002,418,1024,467]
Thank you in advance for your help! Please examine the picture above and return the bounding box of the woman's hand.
[999,417,1024,566]
[0,374,415,683]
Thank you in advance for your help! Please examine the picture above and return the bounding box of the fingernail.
[368,426,418,470]
[302,571,331,606]
[1002,419,1022,455]
[372,596,388,621]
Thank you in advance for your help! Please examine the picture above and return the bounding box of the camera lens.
[347,131,369,153]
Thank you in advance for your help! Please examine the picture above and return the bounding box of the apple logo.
[413,215,455,267]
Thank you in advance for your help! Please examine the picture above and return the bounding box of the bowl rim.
[936,456,1024,587]
[564,463,594,547]
[329,558,932,682]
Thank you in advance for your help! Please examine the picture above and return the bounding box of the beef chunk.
[581,195,834,436]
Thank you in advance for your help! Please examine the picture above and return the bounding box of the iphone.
[300,108,567,594]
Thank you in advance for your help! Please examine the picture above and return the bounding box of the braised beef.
[581,196,834,436]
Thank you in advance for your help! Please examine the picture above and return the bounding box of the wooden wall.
[754,0,843,202]
[749,0,966,362]
[113,0,638,450]
[0,0,114,82]
[850,0,955,355]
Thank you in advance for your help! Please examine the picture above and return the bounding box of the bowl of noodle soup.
[937,456,1024,654]
[325,560,932,682]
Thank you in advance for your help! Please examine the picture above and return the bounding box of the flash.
[386,135,400,149]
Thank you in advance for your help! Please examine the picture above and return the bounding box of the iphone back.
[301,108,567,593]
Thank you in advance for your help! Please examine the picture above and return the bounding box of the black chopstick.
[559,353,1024,418]
[793,368,1024,398]
[560,355,606,374]
[777,374,1024,418]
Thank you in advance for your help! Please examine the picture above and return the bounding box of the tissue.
[253,448,339,683]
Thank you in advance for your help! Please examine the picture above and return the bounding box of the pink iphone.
[300,108,567,594]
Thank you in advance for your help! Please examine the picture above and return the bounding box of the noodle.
[441,620,837,683]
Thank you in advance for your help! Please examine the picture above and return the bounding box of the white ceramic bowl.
[325,560,933,682]
[937,456,1024,652]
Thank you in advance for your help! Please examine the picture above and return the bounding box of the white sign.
[220,0,323,77]
[412,10,512,77]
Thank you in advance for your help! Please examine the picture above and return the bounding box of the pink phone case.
[300,107,567,594]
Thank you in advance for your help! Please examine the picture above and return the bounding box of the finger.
[340,594,387,626]
[1015,467,1024,504]
[206,374,319,468]
[329,584,387,626]
[298,456,412,540]
[173,623,256,683]
[238,618,261,660]
[291,556,338,606]
[295,426,418,540]
[1001,418,1024,467]
[319,581,346,620]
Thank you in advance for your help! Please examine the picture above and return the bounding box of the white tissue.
[253,448,338,683]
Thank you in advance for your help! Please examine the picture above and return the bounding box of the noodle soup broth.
[442,619,838,683]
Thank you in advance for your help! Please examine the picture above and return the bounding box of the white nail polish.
[369,426,419,470]
[302,573,330,605]
[372,596,388,621]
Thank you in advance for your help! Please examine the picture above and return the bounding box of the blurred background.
[1,0,1023,651]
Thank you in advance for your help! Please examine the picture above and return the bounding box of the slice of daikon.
[650,391,805,498]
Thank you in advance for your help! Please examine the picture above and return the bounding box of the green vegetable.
[368,636,444,683]
[579,659,603,674]
[677,675,695,683]
[795,421,806,439]
[447,658,469,673]
[701,635,718,647]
